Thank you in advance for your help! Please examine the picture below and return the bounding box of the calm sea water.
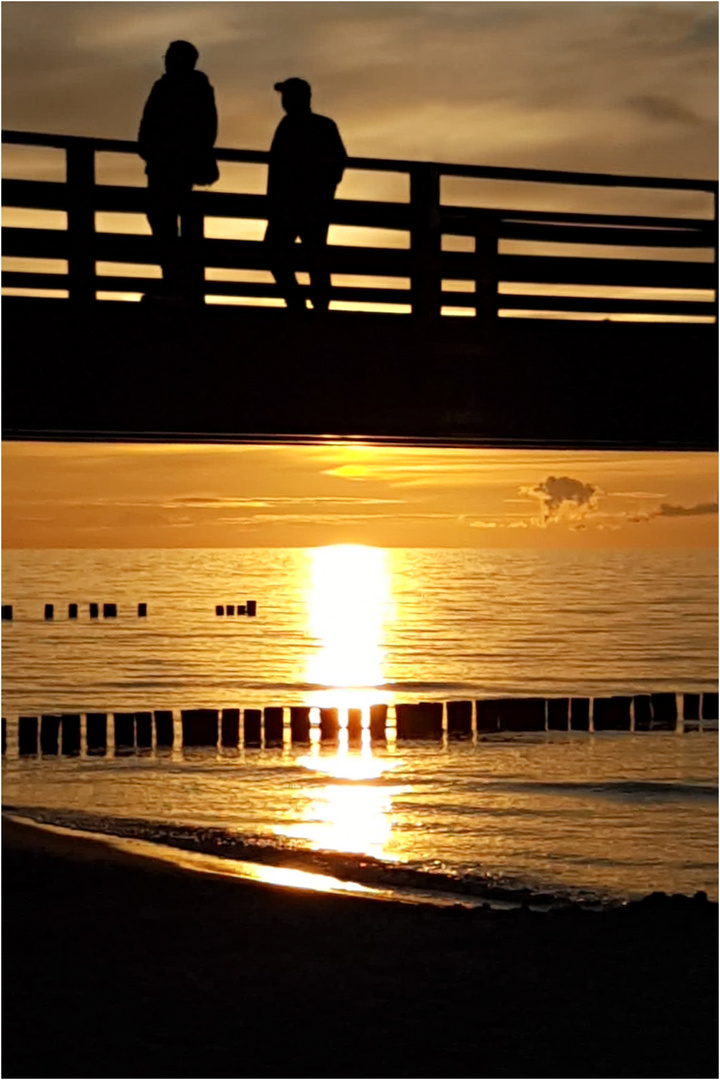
[2,546,717,904]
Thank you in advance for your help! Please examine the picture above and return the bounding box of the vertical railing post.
[409,164,442,318]
[475,211,500,327]
[180,199,205,305]
[66,138,96,303]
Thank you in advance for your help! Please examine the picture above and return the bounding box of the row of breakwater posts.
[1,601,258,620]
[2,693,717,756]
[2,603,141,620]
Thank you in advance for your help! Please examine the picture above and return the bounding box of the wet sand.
[2,816,717,1079]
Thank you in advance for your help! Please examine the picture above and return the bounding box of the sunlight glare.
[305,545,393,705]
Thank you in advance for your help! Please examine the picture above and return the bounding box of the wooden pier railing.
[2,129,717,321]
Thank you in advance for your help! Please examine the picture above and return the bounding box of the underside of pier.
[2,297,717,450]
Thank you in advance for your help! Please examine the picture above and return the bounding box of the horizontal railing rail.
[2,129,717,321]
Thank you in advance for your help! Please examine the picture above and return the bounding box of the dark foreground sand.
[2,817,717,1079]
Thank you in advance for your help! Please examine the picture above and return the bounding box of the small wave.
[1,804,611,910]
[379,680,478,692]
[488,779,718,801]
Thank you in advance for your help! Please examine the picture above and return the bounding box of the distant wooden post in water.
[369,704,388,741]
[320,708,339,742]
[86,713,107,754]
[570,699,590,732]
[396,702,442,740]
[547,698,570,731]
[135,711,152,749]
[243,708,262,747]
[634,695,653,731]
[447,700,472,739]
[18,716,38,755]
[221,708,240,748]
[592,696,632,732]
[154,710,174,748]
[701,692,718,721]
[181,709,218,748]
[347,708,363,743]
[264,707,284,746]
[683,693,700,721]
[114,713,135,752]
[40,715,61,755]
[290,707,311,744]
[61,714,81,755]
[650,692,677,731]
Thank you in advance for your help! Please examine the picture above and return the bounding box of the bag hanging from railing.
[193,149,219,187]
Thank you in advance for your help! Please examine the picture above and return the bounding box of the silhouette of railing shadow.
[2,129,718,320]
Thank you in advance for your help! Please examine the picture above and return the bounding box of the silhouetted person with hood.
[138,40,218,297]
[265,78,347,312]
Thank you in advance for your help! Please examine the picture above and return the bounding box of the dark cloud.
[627,94,702,124]
[523,475,597,521]
[657,500,718,517]
[685,9,718,47]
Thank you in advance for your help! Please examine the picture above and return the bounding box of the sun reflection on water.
[274,720,404,859]
[286,547,403,858]
[304,545,394,711]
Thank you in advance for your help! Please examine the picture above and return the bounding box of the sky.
[1,4,717,552]
[2,1,717,179]
[2,442,717,549]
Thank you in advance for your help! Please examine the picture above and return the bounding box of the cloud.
[617,500,718,525]
[657,500,719,518]
[607,490,668,500]
[160,494,404,509]
[1,0,716,182]
[626,94,702,125]
[521,475,597,522]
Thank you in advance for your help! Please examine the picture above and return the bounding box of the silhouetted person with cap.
[265,78,347,312]
[138,40,218,299]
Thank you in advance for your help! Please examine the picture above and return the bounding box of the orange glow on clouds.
[1,441,717,550]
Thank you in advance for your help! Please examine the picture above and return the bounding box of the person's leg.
[299,213,331,312]
[146,169,182,292]
[265,216,305,311]
[174,178,201,302]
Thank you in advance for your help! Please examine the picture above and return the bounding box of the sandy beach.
[2,815,716,1079]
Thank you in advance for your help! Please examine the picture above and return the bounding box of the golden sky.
[2,441,717,549]
[2,3,717,315]
[3,2,717,178]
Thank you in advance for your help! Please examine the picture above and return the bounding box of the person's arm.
[137,83,160,161]
[204,81,218,147]
[266,120,287,203]
[328,120,348,188]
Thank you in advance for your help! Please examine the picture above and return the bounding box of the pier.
[2,130,717,449]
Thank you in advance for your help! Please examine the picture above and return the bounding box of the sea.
[2,545,717,907]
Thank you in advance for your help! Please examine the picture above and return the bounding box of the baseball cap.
[274,77,311,96]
